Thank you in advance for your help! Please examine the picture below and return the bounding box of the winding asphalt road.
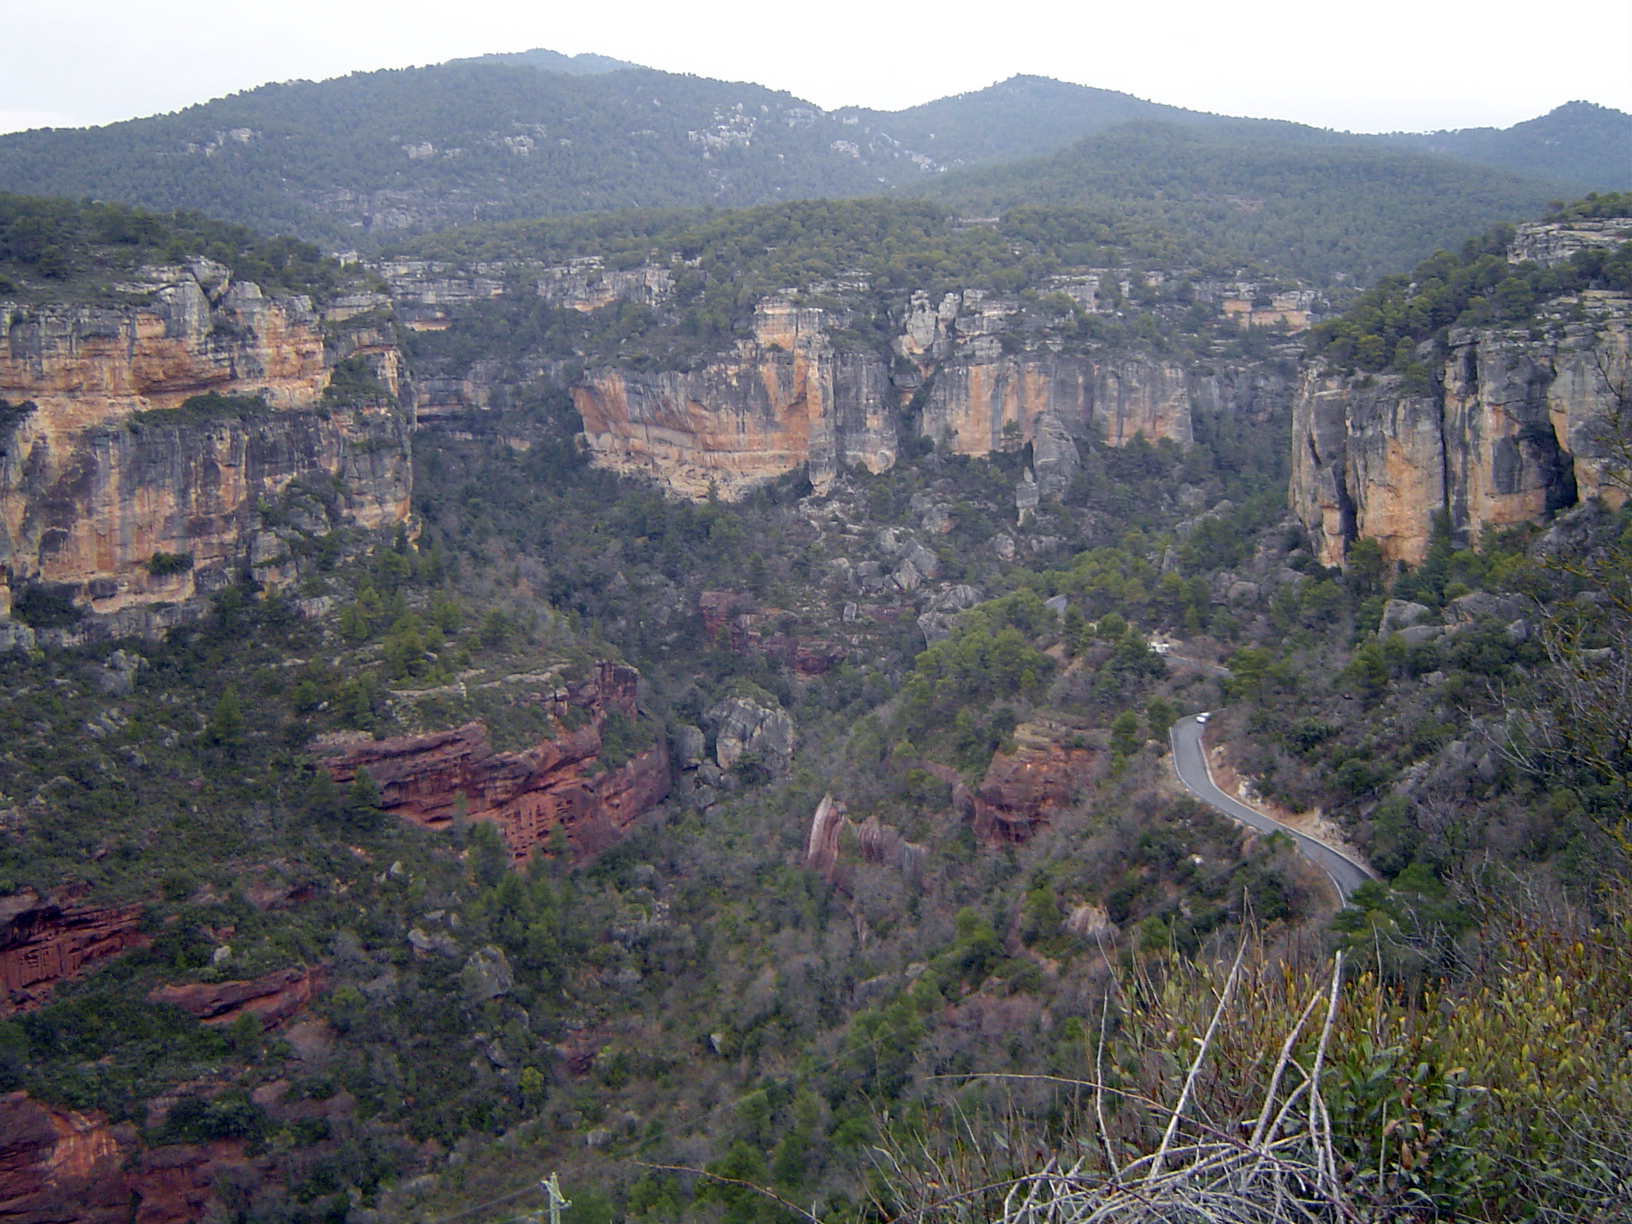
[1169,714,1373,901]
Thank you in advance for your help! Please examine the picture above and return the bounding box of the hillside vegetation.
[0,60,1619,286]
[0,190,1628,1223]
[919,121,1566,283]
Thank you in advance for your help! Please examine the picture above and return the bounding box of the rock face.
[970,732,1098,844]
[575,287,1294,500]
[917,726,1099,845]
[0,262,411,633]
[0,893,147,1017]
[147,966,328,1028]
[0,1081,363,1224]
[1292,272,1629,567]
[318,663,671,863]
[575,297,897,499]
[0,1091,204,1224]
[804,794,845,879]
[704,696,797,774]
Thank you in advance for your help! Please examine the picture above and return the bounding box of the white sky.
[1,0,1629,137]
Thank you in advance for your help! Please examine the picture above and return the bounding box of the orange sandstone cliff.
[1292,297,1629,568]
[0,261,411,635]
[573,284,1293,500]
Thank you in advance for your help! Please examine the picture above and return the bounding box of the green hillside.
[0,59,1593,285]
[448,47,643,74]
[1380,100,1632,191]
[0,63,925,246]
[920,120,1565,282]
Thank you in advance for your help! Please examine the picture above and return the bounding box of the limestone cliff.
[1292,296,1629,567]
[574,286,1295,499]
[574,297,897,498]
[0,261,412,633]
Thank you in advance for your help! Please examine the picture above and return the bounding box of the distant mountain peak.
[447,48,641,75]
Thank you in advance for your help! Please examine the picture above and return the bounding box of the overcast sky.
[2,0,1629,137]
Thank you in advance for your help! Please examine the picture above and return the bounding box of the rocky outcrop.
[0,1091,213,1224]
[574,286,1295,500]
[804,795,926,887]
[318,663,670,863]
[1292,300,1630,567]
[805,794,845,879]
[0,1080,367,1224]
[1508,218,1632,269]
[376,258,506,331]
[0,893,147,1017]
[0,262,412,631]
[574,297,897,499]
[147,966,328,1028]
[971,734,1098,844]
[704,696,796,774]
[537,257,673,312]
[916,725,1099,846]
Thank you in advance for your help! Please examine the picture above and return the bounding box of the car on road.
[1196,712,1210,724]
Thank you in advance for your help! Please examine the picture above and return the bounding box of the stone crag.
[1292,300,1629,567]
[0,892,147,1017]
[920,723,1100,847]
[0,261,412,638]
[318,663,671,863]
[967,729,1099,845]
[147,966,329,1029]
[573,286,1296,501]
[574,297,897,499]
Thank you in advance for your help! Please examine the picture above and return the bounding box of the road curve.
[1169,714,1372,901]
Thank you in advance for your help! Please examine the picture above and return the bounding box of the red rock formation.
[972,737,1097,844]
[318,663,669,864]
[704,593,845,678]
[728,616,845,678]
[147,966,328,1028]
[0,893,148,1017]
[0,1092,266,1224]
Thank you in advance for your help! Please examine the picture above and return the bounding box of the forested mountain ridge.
[447,47,643,74]
[1379,100,1632,191]
[917,120,1573,283]
[0,55,1620,284]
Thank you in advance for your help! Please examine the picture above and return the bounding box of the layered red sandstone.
[0,894,147,1018]
[318,663,671,863]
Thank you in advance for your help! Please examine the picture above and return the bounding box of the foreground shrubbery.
[868,872,1632,1223]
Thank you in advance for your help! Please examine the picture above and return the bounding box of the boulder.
[1015,468,1041,517]
[461,946,515,1005]
[917,584,981,646]
[705,697,796,773]
[1379,599,1434,636]
[671,725,706,768]
[1395,624,1443,645]
[1445,590,1526,625]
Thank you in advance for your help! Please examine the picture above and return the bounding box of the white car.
[1196,712,1211,724]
